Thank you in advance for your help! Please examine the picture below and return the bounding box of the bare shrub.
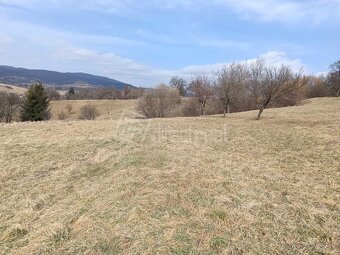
[58,111,66,120]
[65,104,73,114]
[79,105,99,120]
[138,84,180,118]
[181,98,201,117]
[307,76,327,98]
[45,87,61,100]
[119,86,144,99]
[181,98,222,117]
[0,91,22,123]
[124,88,144,99]
[205,100,224,115]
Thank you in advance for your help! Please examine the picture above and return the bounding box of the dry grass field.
[0,84,27,95]
[50,100,138,121]
[0,98,339,254]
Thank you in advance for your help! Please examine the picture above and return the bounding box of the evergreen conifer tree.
[21,82,50,121]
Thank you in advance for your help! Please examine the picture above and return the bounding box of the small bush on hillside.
[206,100,224,115]
[58,111,66,120]
[180,98,223,117]
[65,104,73,114]
[45,87,61,100]
[181,98,201,117]
[138,85,180,118]
[0,91,22,123]
[79,105,99,120]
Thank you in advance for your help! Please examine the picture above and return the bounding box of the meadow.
[0,84,27,95]
[0,98,339,254]
[50,100,138,121]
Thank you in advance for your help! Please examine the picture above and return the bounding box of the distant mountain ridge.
[0,65,135,90]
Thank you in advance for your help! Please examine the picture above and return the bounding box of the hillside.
[50,100,138,121]
[0,98,339,254]
[0,83,28,95]
[0,65,135,90]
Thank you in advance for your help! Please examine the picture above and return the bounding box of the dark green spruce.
[21,82,51,121]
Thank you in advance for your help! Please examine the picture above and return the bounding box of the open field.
[0,84,27,95]
[0,98,339,254]
[50,100,138,121]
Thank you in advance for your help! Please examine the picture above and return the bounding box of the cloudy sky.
[0,0,339,86]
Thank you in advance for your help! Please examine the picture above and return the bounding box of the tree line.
[49,85,144,101]
[138,60,339,119]
[0,83,50,123]
[1,60,339,123]
[0,84,144,123]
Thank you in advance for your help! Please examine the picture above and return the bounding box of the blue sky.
[0,0,339,86]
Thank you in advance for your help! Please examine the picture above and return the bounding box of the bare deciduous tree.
[189,75,213,116]
[169,76,187,96]
[216,63,247,116]
[138,84,180,118]
[121,85,132,99]
[247,60,265,110]
[326,60,340,96]
[0,92,22,123]
[256,65,309,119]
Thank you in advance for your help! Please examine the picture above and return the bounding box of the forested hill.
[0,65,135,90]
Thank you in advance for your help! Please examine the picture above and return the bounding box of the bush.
[58,111,66,120]
[45,87,61,100]
[138,85,180,118]
[181,98,201,117]
[180,98,223,117]
[65,104,73,114]
[0,92,22,123]
[79,105,99,120]
[205,100,224,115]
[307,76,327,98]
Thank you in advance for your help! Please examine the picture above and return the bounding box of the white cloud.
[1,0,339,24]
[220,0,340,24]
[0,17,308,86]
[0,33,308,86]
[52,47,307,86]
[258,51,306,72]
[178,50,306,76]
[0,5,310,87]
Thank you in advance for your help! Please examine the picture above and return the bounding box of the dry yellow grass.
[50,100,138,120]
[0,84,27,95]
[0,98,339,254]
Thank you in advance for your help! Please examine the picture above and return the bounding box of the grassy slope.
[50,100,138,121]
[0,83,137,121]
[0,84,27,95]
[0,98,339,254]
